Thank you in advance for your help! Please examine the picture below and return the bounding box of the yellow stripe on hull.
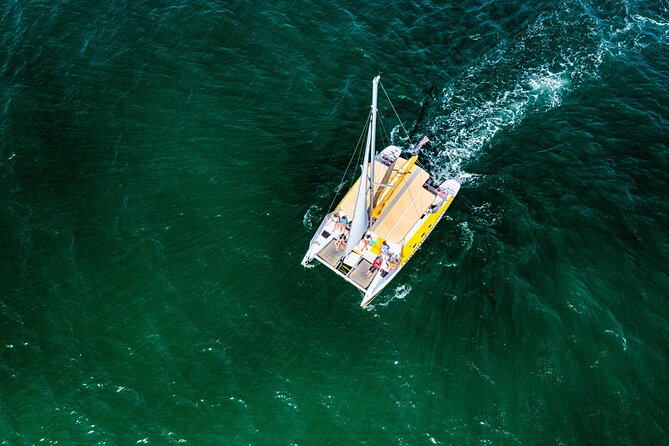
[400,196,455,265]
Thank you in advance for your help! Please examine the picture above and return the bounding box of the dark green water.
[1,0,668,444]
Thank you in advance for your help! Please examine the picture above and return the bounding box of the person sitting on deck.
[366,255,383,277]
[362,233,375,251]
[380,241,390,260]
[380,254,399,278]
[335,212,349,233]
[421,203,439,219]
[335,231,347,251]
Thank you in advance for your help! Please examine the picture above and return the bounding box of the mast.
[368,75,380,222]
[344,75,380,257]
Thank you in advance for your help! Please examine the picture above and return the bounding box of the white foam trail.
[393,283,412,300]
[302,204,321,230]
[418,0,646,182]
[424,65,573,183]
[395,1,664,186]
[458,222,474,252]
[409,0,669,216]
[369,283,412,309]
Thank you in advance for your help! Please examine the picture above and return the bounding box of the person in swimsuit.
[335,231,347,251]
[362,233,372,251]
[331,212,340,228]
[335,212,348,233]
[381,255,399,277]
[366,255,383,277]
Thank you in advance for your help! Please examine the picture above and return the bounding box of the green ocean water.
[1,0,668,444]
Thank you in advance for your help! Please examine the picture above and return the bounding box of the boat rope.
[380,82,413,146]
[324,109,372,217]
[377,114,390,150]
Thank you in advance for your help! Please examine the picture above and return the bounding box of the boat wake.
[366,283,412,310]
[302,204,321,230]
[425,64,572,183]
[411,0,667,183]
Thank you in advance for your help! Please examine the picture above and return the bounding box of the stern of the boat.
[302,213,335,266]
[360,268,400,307]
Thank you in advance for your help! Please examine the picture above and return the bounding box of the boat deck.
[349,259,375,288]
[316,239,378,290]
[317,238,343,268]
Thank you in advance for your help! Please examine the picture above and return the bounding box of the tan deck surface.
[372,182,434,244]
[348,259,375,288]
[338,160,392,218]
[336,157,436,246]
[317,239,344,267]
[316,239,376,289]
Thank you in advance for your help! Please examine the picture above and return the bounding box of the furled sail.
[344,76,379,257]
[343,133,371,256]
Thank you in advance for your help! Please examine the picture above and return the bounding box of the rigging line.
[380,81,413,146]
[378,115,388,149]
[325,108,372,216]
[352,108,373,188]
[378,113,396,155]
[378,114,392,152]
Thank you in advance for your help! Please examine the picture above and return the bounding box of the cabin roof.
[371,165,433,244]
[337,160,390,218]
[338,158,435,246]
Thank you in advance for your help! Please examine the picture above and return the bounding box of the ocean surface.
[1,0,668,444]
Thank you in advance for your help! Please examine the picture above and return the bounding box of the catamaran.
[301,75,460,307]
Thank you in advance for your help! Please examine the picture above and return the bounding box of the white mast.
[344,76,380,257]
[368,75,379,222]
